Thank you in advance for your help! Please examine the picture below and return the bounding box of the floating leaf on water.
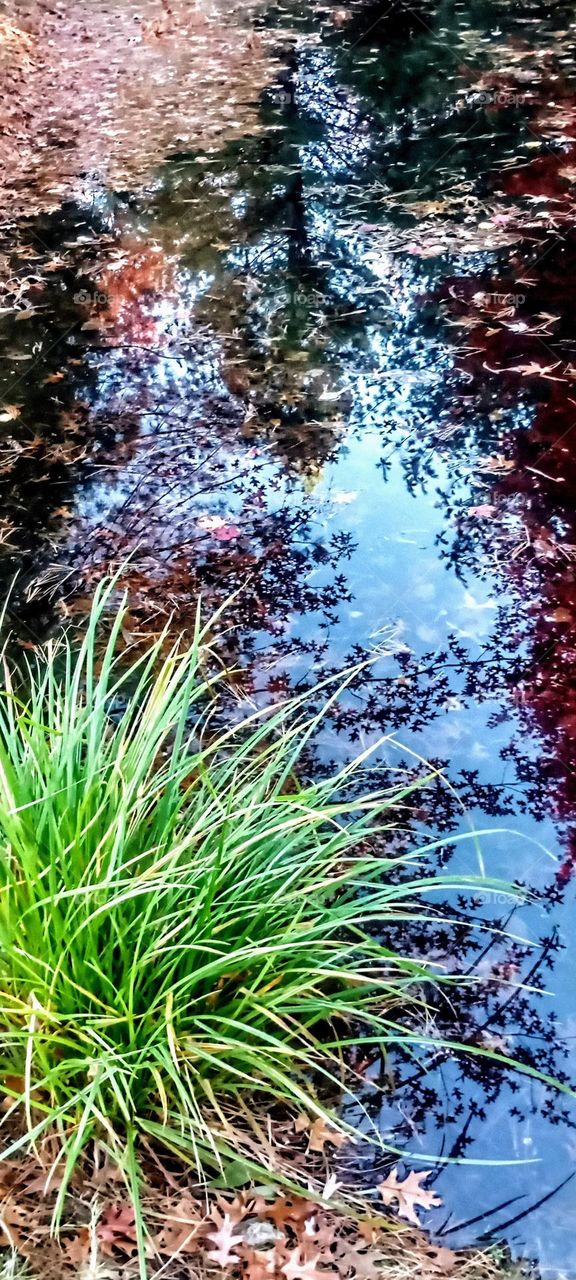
[468,504,497,518]
[377,1168,443,1226]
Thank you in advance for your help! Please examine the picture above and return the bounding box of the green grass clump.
[0,581,530,1265]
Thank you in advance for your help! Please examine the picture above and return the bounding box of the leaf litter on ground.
[0,1121,516,1280]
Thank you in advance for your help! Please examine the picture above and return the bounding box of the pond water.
[2,0,576,1270]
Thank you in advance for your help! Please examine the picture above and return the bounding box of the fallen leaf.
[468,504,496,518]
[320,1174,340,1201]
[97,1202,138,1256]
[332,490,358,505]
[206,1208,241,1268]
[422,1245,458,1274]
[477,454,515,474]
[243,1246,281,1280]
[157,1195,201,1254]
[197,514,226,531]
[357,1217,389,1245]
[282,1246,338,1280]
[337,1242,388,1280]
[295,1115,347,1152]
[65,1228,90,1264]
[508,360,563,378]
[254,1196,313,1230]
[377,1168,442,1225]
[214,524,241,542]
[308,1118,347,1153]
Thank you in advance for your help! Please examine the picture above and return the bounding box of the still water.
[2,0,576,1269]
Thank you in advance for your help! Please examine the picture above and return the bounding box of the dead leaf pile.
[0,1140,498,1280]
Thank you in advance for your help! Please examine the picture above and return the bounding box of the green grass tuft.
[0,580,552,1271]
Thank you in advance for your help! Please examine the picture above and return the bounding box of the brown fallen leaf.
[0,1195,29,1252]
[357,1216,390,1245]
[64,1227,90,1265]
[295,1115,347,1153]
[157,1194,202,1254]
[309,1118,347,1153]
[422,1244,459,1274]
[337,1241,389,1280]
[253,1195,313,1231]
[242,1245,282,1280]
[377,1168,442,1226]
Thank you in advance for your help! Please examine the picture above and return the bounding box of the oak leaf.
[337,1242,388,1280]
[243,1246,282,1280]
[97,1201,138,1255]
[477,454,515,474]
[377,1168,442,1225]
[282,1246,339,1280]
[508,360,563,378]
[206,1208,241,1268]
[254,1194,313,1230]
[158,1194,201,1254]
[295,1115,347,1153]
[65,1228,90,1264]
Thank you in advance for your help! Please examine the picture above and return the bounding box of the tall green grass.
[0,581,548,1269]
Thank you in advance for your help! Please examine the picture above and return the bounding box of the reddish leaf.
[214,524,241,542]
[97,1202,138,1256]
